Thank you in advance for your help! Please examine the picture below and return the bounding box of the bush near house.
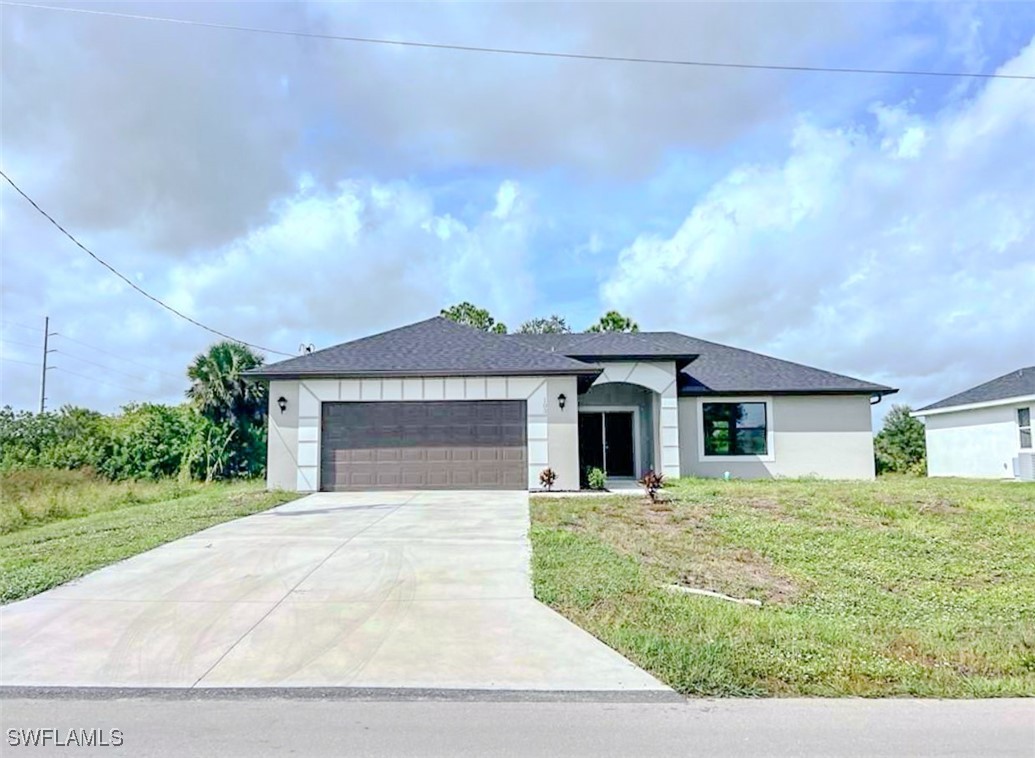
[531,476,1035,697]
[875,404,927,475]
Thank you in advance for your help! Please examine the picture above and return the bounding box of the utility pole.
[39,315,55,413]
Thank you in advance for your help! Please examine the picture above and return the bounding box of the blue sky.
[2,2,1034,422]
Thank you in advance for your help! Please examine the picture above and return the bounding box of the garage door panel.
[320,400,527,491]
[453,443,476,461]
[451,469,476,487]
[400,469,427,487]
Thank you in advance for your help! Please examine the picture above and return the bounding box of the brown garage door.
[320,400,527,491]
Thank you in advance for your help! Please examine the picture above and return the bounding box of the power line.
[1,356,40,368]
[3,1,1033,81]
[2,320,43,333]
[0,170,293,357]
[52,333,184,381]
[51,366,165,400]
[1,337,41,351]
[52,349,153,385]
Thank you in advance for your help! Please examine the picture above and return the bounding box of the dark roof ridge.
[282,315,444,363]
[247,315,600,379]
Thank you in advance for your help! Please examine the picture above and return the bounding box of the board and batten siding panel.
[678,394,875,480]
[286,375,578,492]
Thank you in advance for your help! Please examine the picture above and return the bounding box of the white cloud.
[1,178,536,411]
[0,1,892,250]
[601,40,1035,413]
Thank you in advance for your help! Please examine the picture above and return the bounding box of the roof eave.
[678,387,898,397]
[913,392,1035,416]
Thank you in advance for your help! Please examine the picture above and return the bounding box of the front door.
[578,411,636,479]
[604,412,635,476]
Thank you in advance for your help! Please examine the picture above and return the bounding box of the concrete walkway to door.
[0,491,669,693]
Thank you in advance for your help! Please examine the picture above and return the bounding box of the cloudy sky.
[2,2,1033,424]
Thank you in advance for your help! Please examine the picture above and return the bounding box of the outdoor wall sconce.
[557,393,567,410]
[277,396,288,414]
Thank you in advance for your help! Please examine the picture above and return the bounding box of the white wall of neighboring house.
[678,394,876,480]
[922,402,1033,479]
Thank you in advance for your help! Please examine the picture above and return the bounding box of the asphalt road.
[2,693,1032,757]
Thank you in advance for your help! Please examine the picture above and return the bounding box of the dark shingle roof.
[508,331,896,396]
[505,331,702,359]
[247,317,600,379]
[916,367,1035,412]
[248,317,896,395]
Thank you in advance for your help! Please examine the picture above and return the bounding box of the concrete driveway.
[0,491,668,693]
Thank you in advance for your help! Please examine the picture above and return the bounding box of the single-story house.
[913,367,1035,480]
[246,317,897,492]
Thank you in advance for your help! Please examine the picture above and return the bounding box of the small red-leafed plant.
[539,467,557,491]
[638,469,665,503]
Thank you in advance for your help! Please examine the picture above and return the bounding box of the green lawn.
[531,477,1035,697]
[1,469,299,603]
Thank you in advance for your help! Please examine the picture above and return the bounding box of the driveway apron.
[0,491,668,692]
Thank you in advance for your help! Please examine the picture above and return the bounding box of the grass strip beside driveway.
[530,477,1035,698]
[1,474,298,603]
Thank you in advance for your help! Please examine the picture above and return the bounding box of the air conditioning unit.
[1018,452,1035,482]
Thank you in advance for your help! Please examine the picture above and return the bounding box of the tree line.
[440,302,640,334]
[0,342,266,482]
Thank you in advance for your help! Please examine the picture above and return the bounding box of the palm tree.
[186,342,267,478]
[186,341,266,426]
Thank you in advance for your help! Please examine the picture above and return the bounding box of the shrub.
[0,406,110,471]
[0,402,265,483]
[586,466,607,490]
[875,405,927,475]
[99,403,195,481]
[539,467,557,491]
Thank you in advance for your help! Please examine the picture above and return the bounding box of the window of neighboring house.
[1020,407,1032,449]
[703,402,768,456]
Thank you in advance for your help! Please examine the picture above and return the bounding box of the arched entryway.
[577,381,656,483]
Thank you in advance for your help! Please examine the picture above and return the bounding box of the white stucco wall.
[923,405,1025,479]
[267,375,580,492]
[678,394,876,480]
[266,380,300,491]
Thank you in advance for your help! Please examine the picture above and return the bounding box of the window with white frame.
[1019,407,1032,449]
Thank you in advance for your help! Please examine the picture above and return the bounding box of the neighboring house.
[913,367,1035,481]
[246,317,896,492]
